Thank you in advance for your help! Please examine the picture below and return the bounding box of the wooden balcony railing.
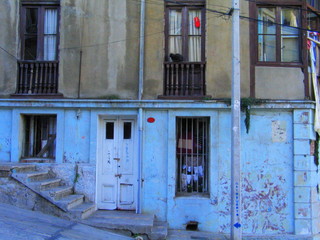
[162,62,206,98]
[16,61,59,95]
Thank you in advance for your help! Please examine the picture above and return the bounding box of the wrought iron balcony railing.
[16,61,59,95]
[162,62,206,98]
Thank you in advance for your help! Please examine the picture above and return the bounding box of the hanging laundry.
[194,17,200,28]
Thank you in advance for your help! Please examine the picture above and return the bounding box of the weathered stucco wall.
[59,0,140,99]
[255,67,305,100]
[0,0,140,99]
[142,108,295,234]
[143,0,251,99]
[0,1,18,97]
[0,100,318,236]
[0,0,306,100]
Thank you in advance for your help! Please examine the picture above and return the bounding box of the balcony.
[14,61,60,96]
[160,62,207,99]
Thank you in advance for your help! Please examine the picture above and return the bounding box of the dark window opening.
[123,122,132,139]
[22,115,56,161]
[106,122,114,139]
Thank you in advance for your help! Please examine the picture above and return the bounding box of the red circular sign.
[147,117,155,123]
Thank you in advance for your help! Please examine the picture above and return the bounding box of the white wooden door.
[97,118,136,210]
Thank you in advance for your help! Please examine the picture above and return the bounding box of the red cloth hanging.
[194,17,200,28]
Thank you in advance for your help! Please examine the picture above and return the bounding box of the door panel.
[97,118,136,210]
[119,183,134,205]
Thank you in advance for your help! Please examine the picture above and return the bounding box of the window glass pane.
[307,12,318,31]
[188,36,201,62]
[44,9,58,60]
[258,35,276,61]
[258,8,276,35]
[281,37,300,62]
[106,122,114,139]
[188,10,201,35]
[24,8,38,60]
[169,10,182,35]
[123,122,132,139]
[169,10,182,56]
[26,8,38,34]
[169,36,182,56]
[24,36,38,60]
[281,9,300,35]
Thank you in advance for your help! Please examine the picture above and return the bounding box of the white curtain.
[169,10,182,56]
[188,10,201,62]
[44,9,58,61]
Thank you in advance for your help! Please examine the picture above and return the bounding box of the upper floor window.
[257,6,301,63]
[166,6,205,62]
[21,4,59,61]
[161,0,207,98]
[16,1,60,96]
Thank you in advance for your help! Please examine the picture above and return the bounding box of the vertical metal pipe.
[137,0,145,214]
[231,0,242,239]
[138,0,145,100]
[137,107,143,214]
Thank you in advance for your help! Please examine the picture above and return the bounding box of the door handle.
[115,174,122,178]
[114,158,120,161]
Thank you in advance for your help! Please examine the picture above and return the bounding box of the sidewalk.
[0,203,133,240]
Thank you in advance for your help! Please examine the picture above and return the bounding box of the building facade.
[0,0,320,238]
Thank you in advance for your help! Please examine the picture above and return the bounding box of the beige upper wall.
[255,67,305,99]
[60,0,140,99]
[0,1,19,97]
[0,0,307,100]
[143,0,251,99]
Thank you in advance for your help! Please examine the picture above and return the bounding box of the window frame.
[21,114,57,161]
[175,117,210,196]
[251,1,305,67]
[164,1,206,62]
[20,2,60,61]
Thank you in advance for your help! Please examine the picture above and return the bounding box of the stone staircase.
[5,163,168,239]
[10,164,96,220]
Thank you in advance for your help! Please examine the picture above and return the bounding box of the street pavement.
[0,203,134,240]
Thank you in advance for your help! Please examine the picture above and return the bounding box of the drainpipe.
[138,0,145,101]
[137,108,143,214]
[137,0,145,214]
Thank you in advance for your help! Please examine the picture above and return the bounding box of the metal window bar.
[176,117,209,194]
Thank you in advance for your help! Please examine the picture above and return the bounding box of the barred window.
[22,115,56,160]
[176,117,209,194]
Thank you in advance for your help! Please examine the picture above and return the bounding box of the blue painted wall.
[0,101,316,236]
[141,109,294,234]
[0,110,12,161]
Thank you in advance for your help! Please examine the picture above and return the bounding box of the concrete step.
[12,170,49,183]
[70,202,96,220]
[11,164,36,173]
[42,185,73,200]
[26,171,50,182]
[150,221,168,240]
[31,178,62,190]
[56,194,84,210]
[82,210,155,235]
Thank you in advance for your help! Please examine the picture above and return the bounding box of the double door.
[97,118,136,210]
